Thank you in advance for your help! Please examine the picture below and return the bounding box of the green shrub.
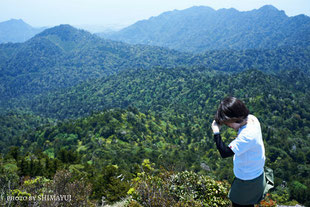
[170,171,231,206]
[129,163,230,207]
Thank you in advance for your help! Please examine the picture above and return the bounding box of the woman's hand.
[211,120,221,134]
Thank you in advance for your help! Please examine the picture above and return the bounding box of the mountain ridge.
[101,5,310,53]
[0,19,46,43]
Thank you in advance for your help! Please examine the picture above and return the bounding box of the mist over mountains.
[101,5,310,53]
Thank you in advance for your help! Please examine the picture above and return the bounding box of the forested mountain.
[101,5,310,53]
[0,19,46,43]
[195,47,310,73]
[1,24,309,102]
[0,25,193,100]
[7,66,310,121]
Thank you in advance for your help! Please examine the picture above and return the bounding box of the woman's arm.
[214,133,234,158]
[211,120,234,158]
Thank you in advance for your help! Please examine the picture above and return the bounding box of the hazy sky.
[1,0,310,28]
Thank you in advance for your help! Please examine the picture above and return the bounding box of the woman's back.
[229,114,265,180]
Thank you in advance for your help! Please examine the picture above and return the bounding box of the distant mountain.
[0,19,46,43]
[102,5,310,53]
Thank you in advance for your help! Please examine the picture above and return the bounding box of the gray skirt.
[228,168,274,205]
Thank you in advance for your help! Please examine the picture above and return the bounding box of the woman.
[211,97,270,207]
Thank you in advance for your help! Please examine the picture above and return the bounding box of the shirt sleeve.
[214,134,234,158]
[228,132,255,156]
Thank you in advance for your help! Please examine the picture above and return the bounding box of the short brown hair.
[215,97,249,125]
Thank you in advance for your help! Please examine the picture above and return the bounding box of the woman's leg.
[232,202,254,207]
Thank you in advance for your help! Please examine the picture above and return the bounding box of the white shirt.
[228,115,265,180]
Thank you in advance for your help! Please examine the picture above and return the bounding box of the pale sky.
[1,0,310,29]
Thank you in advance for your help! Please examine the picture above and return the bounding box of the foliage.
[129,162,230,207]
[170,171,230,206]
[289,181,309,205]
[0,111,50,153]
[0,162,20,206]
[91,165,130,204]
[270,186,299,206]
[257,193,277,207]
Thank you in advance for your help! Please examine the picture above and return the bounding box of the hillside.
[2,63,308,138]
[0,108,235,206]
[7,67,310,122]
[0,19,45,43]
[101,5,310,53]
[2,68,310,205]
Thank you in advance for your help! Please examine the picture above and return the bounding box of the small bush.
[170,171,231,206]
[128,163,230,207]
